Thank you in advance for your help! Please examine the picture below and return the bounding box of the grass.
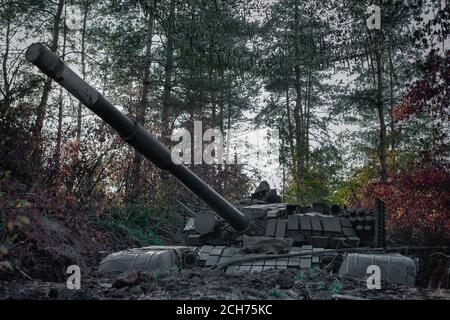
[95,201,182,246]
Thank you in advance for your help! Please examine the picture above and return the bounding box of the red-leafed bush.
[364,165,450,245]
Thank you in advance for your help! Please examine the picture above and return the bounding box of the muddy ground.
[1,268,449,300]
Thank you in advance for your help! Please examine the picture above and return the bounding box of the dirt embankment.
[0,176,143,282]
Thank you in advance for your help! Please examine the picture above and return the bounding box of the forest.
[0,0,449,299]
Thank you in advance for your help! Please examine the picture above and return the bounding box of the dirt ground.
[1,267,449,300]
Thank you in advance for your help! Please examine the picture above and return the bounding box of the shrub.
[363,164,450,245]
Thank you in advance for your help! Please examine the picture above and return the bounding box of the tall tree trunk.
[32,0,65,168]
[292,0,304,202]
[1,6,11,115]
[54,7,68,183]
[127,3,155,203]
[226,93,232,165]
[161,0,175,144]
[387,45,396,155]
[285,83,295,162]
[218,71,225,132]
[293,64,303,201]
[375,45,387,182]
[76,1,90,142]
[305,67,312,164]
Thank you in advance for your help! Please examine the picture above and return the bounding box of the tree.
[255,0,333,204]
[160,0,175,144]
[127,0,156,203]
[326,0,422,185]
[32,0,65,169]
[76,0,92,142]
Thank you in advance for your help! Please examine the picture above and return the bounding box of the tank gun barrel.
[25,43,250,233]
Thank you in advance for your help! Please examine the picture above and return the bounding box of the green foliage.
[0,212,30,271]
[295,271,307,281]
[328,281,344,294]
[97,201,180,246]
[269,288,287,299]
[283,146,344,205]
[329,164,378,206]
[309,266,320,273]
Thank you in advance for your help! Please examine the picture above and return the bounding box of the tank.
[179,181,387,273]
[26,43,394,277]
